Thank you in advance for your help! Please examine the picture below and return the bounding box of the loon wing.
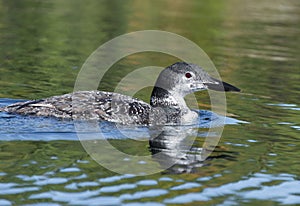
[0,91,151,125]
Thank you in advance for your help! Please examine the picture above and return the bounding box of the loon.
[0,62,240,125]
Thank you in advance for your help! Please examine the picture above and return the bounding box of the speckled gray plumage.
[0,91,154,124]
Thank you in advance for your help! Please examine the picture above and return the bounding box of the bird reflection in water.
[148,111,239,174]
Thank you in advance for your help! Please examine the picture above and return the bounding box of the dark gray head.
[153,62,240,96]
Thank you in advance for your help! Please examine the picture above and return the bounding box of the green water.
[1,0,300,205]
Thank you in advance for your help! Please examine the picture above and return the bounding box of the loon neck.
[150,87,196,123]
[150,87,183,107]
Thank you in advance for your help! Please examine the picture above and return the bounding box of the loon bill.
[0,62,240,125]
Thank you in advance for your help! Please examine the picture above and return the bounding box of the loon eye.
[185,72,192,78]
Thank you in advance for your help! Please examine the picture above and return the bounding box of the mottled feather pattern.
[1,91,152,124]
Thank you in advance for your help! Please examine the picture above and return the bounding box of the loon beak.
[204,78,240,92]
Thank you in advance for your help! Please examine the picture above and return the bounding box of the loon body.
[0,62,240,125]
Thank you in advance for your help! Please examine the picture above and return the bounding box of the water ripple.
[164,173,298,204]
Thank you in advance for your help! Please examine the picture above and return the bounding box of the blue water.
[0,98,246,141]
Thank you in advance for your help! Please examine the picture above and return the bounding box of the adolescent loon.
[0,62,240,125]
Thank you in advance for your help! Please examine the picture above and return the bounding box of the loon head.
[153,62,240,97]
[150,62,240,124]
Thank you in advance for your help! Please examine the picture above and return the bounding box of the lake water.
[0,0,300,205]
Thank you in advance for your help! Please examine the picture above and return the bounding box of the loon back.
[0,91,153,125]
